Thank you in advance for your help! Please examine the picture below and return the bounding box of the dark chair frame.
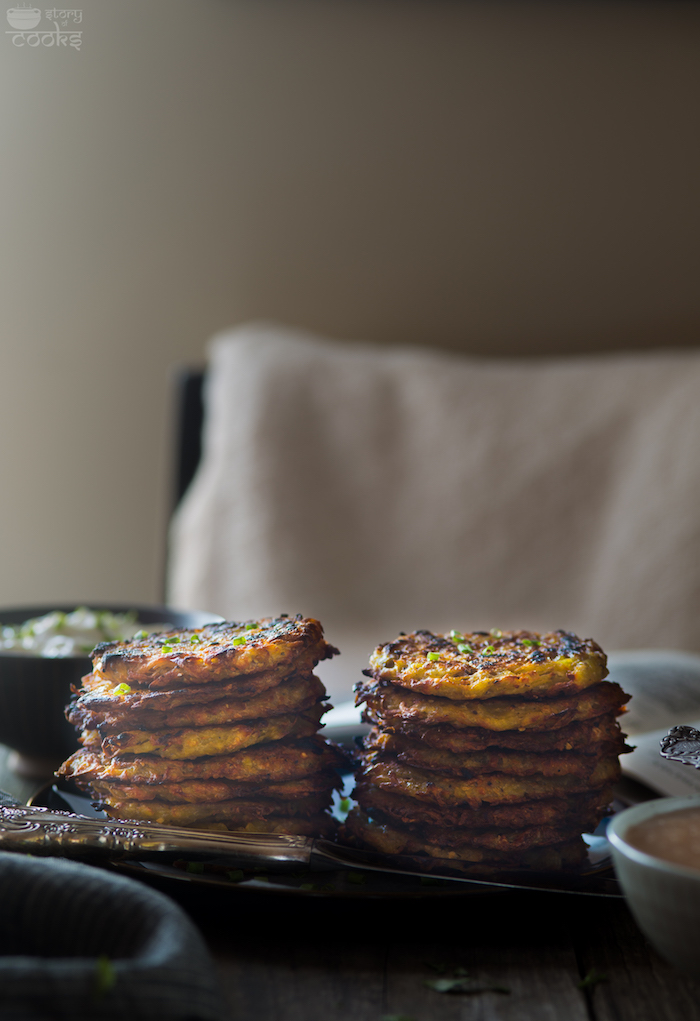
[173,369,205,510]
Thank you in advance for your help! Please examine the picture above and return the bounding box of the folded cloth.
[0,851,227,1021]
[168,322,700,700]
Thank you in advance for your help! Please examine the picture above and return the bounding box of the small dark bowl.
[0,604,223,766]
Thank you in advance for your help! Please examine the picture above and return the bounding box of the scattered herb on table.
[93,955,116,999]
[578,969,608,990]
[425,977,510,995]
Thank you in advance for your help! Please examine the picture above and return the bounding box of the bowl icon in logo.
[7,7,42,29]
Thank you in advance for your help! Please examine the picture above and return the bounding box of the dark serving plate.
[26,779,627,900]
[0,604,222,763]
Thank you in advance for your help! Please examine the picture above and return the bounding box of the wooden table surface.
[3,748,700,1021]
[178,879,700,1021]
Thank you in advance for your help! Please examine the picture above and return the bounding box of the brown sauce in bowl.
[626,806,700,871]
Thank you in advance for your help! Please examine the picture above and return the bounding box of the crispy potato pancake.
[363,729,624,779]
[101,792,331,826]
[357,757,620,808]
[357,680,628,733]
[93,615,337,688]
[365,713,627,754]
[58,736,344,784]
[366,814,583,852]
[73,669,289,713]
[222,814,337,838]
[343,808,587,867]
[430,841,588,873]
[68,673,326,733]
[77,666,295,708]
[353,786,612,831]
[90,769,340,804]
[94,706,325,760]
[369,629,607,700]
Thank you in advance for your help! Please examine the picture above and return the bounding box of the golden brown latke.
[68,673,327,733]
[83,706,325,760]
[73,668,290,714]
[363,728,626,780]
[58,736,344,785]
[417,844,588,874]
[220,814,337,838]
[101,792,332,827]
[343,808,587,867]
[93,615,338,688]
[369,629,607,701]
[353,786,612,831]
[356,757,620,808]
[365,712,627,754]
[365,815,583,852]
[90,769,341,804]
[357,680,628,733]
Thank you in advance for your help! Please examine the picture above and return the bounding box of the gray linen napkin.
[0,850,228,1021]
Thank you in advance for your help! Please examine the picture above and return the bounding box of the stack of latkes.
[344,629,630,872]
[57,615,344,836]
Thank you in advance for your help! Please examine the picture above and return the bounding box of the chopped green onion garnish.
[427,652,440,662]
[484,645,496,654]
[577,969,608,990]
[339,797,351,813]
[190,633,201,643]
[449,629,463,640]
[160,644,173,653]
[457,643,473,654]
[347,872,366,885]
[93,955,115,997]
[133,630,148,641]
[186,861,204,874]
[245,622,258,630]
[227,869,244,883]
[232,636,246,646]
[521,638,541,647]
[113,683,131,695]
[490,628,503,638]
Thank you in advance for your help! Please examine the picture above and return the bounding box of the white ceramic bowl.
[608,795,700,975]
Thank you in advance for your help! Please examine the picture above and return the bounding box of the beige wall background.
[1,0,699,610]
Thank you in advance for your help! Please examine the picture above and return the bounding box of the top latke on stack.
[58,615,344,836]
[344,628,630,872]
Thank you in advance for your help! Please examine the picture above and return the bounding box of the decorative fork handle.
[660,725,700,768]
[0,805,314,865]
